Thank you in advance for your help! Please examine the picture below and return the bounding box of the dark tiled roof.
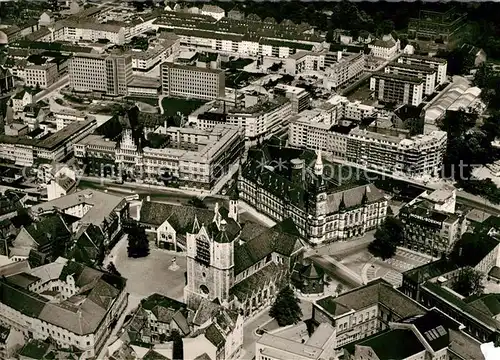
[140,201,239,239]
[18,339,51,359]
[403,258,459,284]
[68,224,105,267]
[230,262,287,300]
[0,278,47,318]
[466,293,500,317]
[204,323,225,349]
[234,220,304,275]
[25,214,71,247]
[404,309,461,352]
[316,279,426,318]
[141,293,185,312]
[356,328,425,359]
[239,222,268,242]
[143,349,170,360]
[422,281,500,330]
[192,299,221,326]
[450,232,500,268]
[6,272,40,289]
[194,353,212,360]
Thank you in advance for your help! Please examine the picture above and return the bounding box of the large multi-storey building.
[190,94,292,142]
[75,124,244,191]
[399,189,467,256]
[274,84,310,114]
[289,110,447,178]
[345,128,447,177]
[313,279,427,348]
[238,145,388,244]
[0,119,97,166]
[160,62,225,100]
[384,61,437,95]
[152,12,325,58]
[408,8,466,46]
[397,54,448,85]
[370,72,424,106]
[24,63,58,89]
[0,258,128,359]
[256,323,337,360]
[69,53,132,96]
[283,50,365,90]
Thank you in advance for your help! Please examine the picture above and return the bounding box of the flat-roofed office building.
[161,62,225,100]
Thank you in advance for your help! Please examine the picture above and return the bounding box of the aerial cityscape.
[0,0,500,359]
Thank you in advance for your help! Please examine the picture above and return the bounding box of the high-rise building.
[69,53,132,96]
[161,62,225,100]
[370,72,424,106]
[397,54,448,84]
[384,61,437,95]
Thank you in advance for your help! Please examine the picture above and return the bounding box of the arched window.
[200,285,209,294]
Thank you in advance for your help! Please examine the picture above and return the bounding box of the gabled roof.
[192,299,221,326]
[316,279,426,318]
[234,219,304,275]
[139,201,240,239]
[24,213,72,247]
[230,262,286,300]
[204,323,225,349]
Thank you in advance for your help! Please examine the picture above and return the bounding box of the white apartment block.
[397,54,448,85]
[24,63,58,89]
[54,20,126,45]
[323,52,365,90]
[370,72,424,106]
[283,50,365,90]
[53,108,91,131]
[274,84,310,114]
[69,53,132,96]
[0,258,128,359]
[190,95,292,141]
[385,62,437,95]
[289,111,447,177]
[161,62,225,100]
[129,45,172,72]
[152,12,324,58]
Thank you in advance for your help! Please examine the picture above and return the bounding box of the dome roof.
[0,31,7,45]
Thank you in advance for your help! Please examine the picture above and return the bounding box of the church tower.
[184,205,235,309]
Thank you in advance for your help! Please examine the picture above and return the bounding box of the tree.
[106,262,121,277]
[451,267,484,297]
[269,286,302,326]
[125,221,150,258]
[368,217,404,260]
[187,197,208,209]
[167,329,183,360]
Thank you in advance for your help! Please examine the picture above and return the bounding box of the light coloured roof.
[31,189,126,227]
[28,257,67,284]
[0,31,8,45]
[258,332,324,359]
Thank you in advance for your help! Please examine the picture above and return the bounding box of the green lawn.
[160,97,207,117]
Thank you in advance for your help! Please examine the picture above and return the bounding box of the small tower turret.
[228,188,239,223]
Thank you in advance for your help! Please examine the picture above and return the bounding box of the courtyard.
[112,236,187,302]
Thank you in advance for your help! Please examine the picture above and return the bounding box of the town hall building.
[238,145,388,244]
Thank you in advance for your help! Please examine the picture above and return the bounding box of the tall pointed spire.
[314,150,323,177]
[192,214,200,233]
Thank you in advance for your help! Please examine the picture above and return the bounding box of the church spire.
[314,150,323,177]
[192,214,200,233]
